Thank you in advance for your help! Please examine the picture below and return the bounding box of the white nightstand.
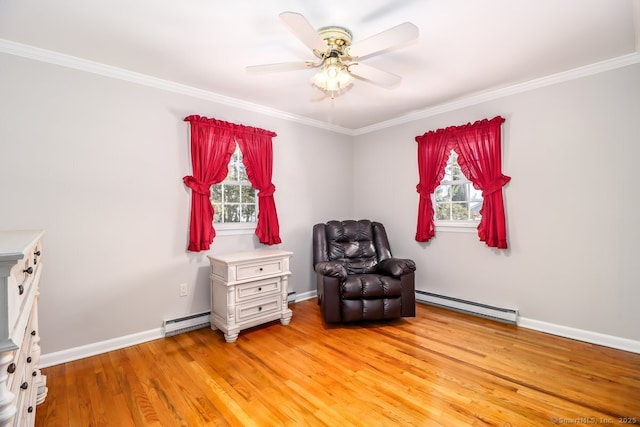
[207,249,293,343]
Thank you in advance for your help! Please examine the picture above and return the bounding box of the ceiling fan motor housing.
[316,26,353,57]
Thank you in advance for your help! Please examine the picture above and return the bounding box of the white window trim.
[215,221,257,236]
[435,220,479,233]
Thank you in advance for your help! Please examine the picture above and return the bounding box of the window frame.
[210,144,258,236]
[434,149,482,233]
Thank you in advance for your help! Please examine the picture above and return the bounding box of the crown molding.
[0,39,354,136]
[352,52,640,135]
[2,38,638,138]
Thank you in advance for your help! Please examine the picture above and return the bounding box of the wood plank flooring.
[36,299,640,426]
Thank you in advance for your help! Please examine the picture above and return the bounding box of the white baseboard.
[291,290,317,303]
[518,317,640,354]
[39,328,164,368]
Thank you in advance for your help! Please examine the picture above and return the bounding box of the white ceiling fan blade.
[279,12,327,53]
[349,22,418,59]
[349,62,401,87]
[246,61,315,73]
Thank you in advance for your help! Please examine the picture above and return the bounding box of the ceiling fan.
[247,12,419,98]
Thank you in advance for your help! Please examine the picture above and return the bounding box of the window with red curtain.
[415,116,510,249]
[183,116,281,252]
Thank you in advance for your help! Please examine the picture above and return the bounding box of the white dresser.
[0,230,47,427]
[208,250,293,343]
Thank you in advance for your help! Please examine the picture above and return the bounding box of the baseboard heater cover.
[288,291,296,304]
[163,311,211,337]
[415,291,518,324]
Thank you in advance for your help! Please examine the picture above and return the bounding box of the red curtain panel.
[183,115,236,252]
[415,128,454,242]
[236,126,282,245]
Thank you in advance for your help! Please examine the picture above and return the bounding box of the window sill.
[215,223,257,236]
[435,222,479,233]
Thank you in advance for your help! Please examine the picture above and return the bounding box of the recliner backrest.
[313,220,393,274]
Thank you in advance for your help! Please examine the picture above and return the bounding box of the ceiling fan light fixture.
[311,60,354,98]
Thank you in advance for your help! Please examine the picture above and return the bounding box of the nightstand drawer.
[236,277,281,302]
[236,259,283,281]
[237,298,282,322]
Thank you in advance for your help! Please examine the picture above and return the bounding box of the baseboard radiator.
[163,311,211,337]
[415,291,518,325]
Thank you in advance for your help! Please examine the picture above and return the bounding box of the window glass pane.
[227,163,238,181]
[436,203,451,221]
[241,185,256,203]
[211,185,222,202]
[224,185,240,203]
[238,161,248,181]
[443,153,454,181]
[450,152,465,181]
[452,202,469,220]
[213,204,222,222]
[224,204,240,222]
[241,204,256,222]
[435,185,450,202]
[470,186,483,202]
[451,184,468,201]
[470,203,482,220]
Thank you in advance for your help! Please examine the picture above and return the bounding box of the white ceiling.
[1,0,639,131]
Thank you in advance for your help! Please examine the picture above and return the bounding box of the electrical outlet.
[179,283,188,297]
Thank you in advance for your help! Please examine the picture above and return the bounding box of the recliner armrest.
[315,261,348,279]
[377,258,416,277]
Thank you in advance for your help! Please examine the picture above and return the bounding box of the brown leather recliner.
[312,219,416,323]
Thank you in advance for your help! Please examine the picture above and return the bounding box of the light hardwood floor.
[36,299,640,426]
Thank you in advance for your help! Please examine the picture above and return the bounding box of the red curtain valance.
[415,116,511,249]
[183,115,280,251]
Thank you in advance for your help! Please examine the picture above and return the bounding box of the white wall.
[0,53,353,354]
[353,63,640,342]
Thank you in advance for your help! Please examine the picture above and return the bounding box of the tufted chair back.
[314,219,391,275]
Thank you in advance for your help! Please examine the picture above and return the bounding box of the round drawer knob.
[23,267,33,275]
[258,287,262,292]
[20,382,28,390]
[28,406,34,413]
[34,251,41,256]
[31,330,36,336]
[32,370,37,377]
[7,363,16,374]
[258,307,262,311]
[19,285,24,295]
[26,357,32,363]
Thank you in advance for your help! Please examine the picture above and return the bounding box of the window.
[434,150,482,228]
[210,144,257,228]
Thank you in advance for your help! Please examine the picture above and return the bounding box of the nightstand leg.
[224,329,240,343]
[280,309,293,326]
